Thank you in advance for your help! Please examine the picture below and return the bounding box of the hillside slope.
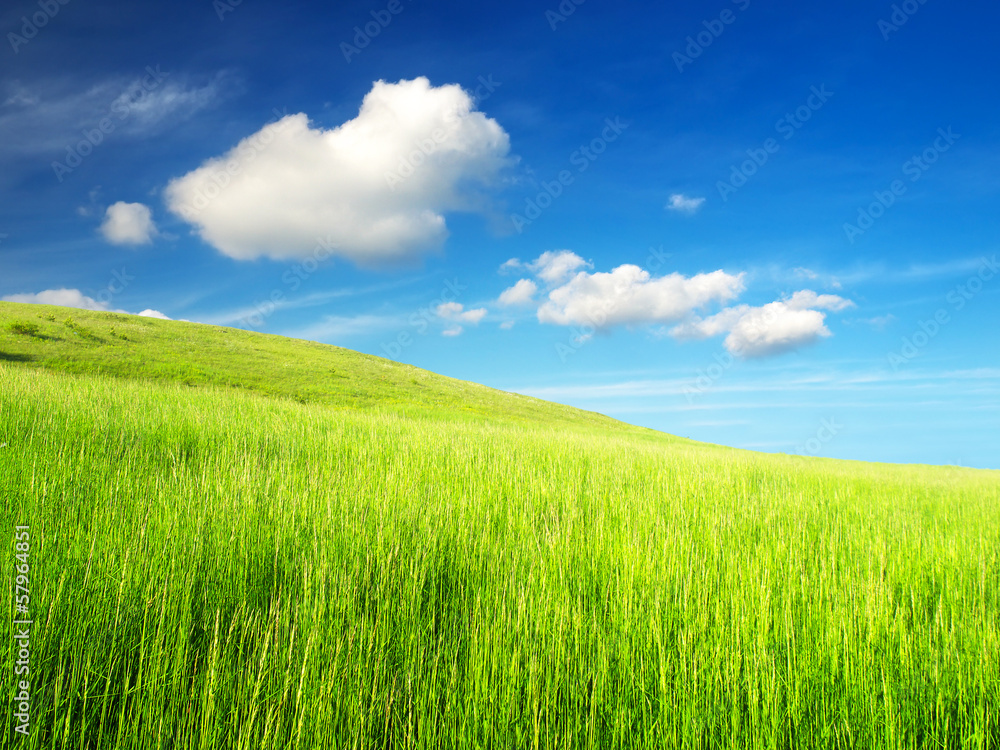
[0,300,678,438]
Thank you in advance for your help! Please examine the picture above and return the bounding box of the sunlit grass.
[1,303,998,748]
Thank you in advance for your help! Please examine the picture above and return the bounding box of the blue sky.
[2,0,998,468]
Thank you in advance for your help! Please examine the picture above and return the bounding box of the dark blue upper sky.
[2,0,998,467]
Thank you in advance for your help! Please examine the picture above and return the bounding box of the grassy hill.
[0,301,683,435]
[1,301,999,749]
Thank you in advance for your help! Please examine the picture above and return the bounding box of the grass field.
[2,301,999,749]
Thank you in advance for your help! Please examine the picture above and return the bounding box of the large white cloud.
[101,201,157,245]
[165,77,511,267]
[671,290,855,357]
[537,264,746,327]
[2,288,169,319]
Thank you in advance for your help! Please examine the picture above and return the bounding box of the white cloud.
[436,301,487,325]
[436,301,487,336]
[165,77,511,267]
[528,250,591,285]
[537,264,745,328]
[725,304,831,358]
[670,290,855,358]
[3,288,110,311]
[498,258,522,274]
[666,193,706,214]
[100,201,157,245]
[499,320,515,330]
[137,309,170,319]
[2,288,170,319]
[498,278,538,307]
[784,289,855,312]
[669,306,749,340]
[495,249,852,357]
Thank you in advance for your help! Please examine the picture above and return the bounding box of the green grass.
[1,301,999,749]
[0,302,671,433]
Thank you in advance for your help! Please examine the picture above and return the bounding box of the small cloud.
[527,250,591,285]
[498,278,538,307]
[137,309,171,320]
[436,301,487,325]
[499,320,515,330]
[436,301,487,336]
[498,258,522,274]
[784,289,855,313]
[666,193,705,214]
[793,267,819,280]
[100,201,157,245]
[670,290,855,358]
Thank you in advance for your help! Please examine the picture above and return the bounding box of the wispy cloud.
[0,71,229,158]
[665,193,705,214]
[199,275,433,327]
[283,313,407,342]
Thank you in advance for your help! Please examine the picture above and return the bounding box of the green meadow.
[1,301,998,749]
